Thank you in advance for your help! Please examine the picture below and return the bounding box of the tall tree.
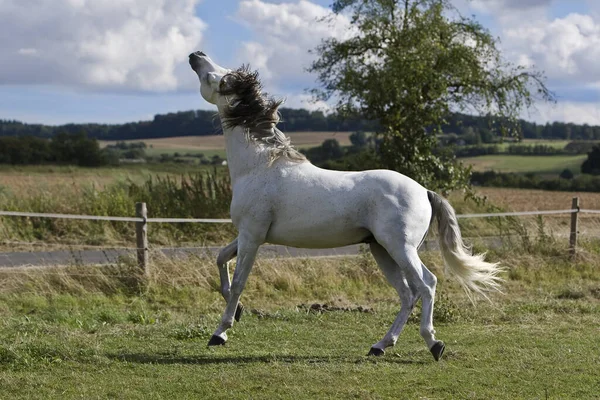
[310,0,553,193]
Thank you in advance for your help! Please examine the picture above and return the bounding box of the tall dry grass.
[2,226,599,314]
[0,170,236,248]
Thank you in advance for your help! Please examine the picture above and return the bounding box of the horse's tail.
[427,191,503,300]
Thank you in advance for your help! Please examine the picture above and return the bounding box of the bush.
[454,145,501,158]
[559,169,574,180]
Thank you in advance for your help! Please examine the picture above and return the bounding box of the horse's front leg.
[208,235,261,346]
[216,238,244,321]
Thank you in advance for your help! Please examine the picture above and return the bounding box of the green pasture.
[495,139,571,150]
[1,308,597,399]
[462,154,587,175]
[1,240,599,399]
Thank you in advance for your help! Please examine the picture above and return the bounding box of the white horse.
[189,51,502,361]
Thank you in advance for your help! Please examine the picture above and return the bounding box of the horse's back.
[261,163,431,248]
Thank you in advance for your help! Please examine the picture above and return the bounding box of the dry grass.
[3,168,599,212]
[99,132,353,152]
[0,170,121,196]
[469,187,600,237]
[2,167,600,250]
[1,236,599,310]
[0,166,157,199]
[0,250,397,306]
[475,187,600,210]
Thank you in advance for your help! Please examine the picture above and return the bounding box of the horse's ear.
[265,101,282,126]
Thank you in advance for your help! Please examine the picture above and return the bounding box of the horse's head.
[189,51,304,164]
[189,51,282,131]
[189,51,232,106]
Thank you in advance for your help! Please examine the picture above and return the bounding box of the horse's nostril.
[189,51,206,58]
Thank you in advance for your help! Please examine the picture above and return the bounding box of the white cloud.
[281,93,333,113]
[461,2,600,123]
[0,0,205,92]
[470,0,553,12]
[17,48,39,56]
[234,0,351,88]
[504,14,600,85]
[525,100,600,125]
[236,42,274,81]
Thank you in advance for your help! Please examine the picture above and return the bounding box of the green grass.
[462,154,586,175]
[2,309,598,399]
[1,241,600,399]
[494,139,571,151]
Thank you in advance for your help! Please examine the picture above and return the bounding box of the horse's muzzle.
[189,51,207,70]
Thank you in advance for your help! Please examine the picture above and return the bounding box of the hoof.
[235,303,244,322]
[430,341,445,361]
[367,347,385,357]
[207,335,226,347]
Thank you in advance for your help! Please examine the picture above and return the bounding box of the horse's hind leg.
[368,242,418,356]
[381,242,445,361]
[216,238,244,322]
[419,262,444,360]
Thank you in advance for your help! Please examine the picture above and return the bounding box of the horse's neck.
[223,125,269,184]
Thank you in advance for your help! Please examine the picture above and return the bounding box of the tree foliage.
[581,145,600,175]
[310,0,553,192]
[0,109,379,141]
[4,111,600,143]
[0,132,108,166]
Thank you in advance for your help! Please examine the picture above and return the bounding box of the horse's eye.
[219,77,228,90]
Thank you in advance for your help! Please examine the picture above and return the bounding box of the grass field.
[1,243,599,399]
[99,132,353,157]
[3,165,599,211]
[0,164,225,197]
[491,139,571,151]
[2,165,600,250]
[100,135,589,177]
[1,161,600,397]
[462,154,587,175]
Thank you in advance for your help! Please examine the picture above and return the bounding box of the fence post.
[569,197,579,256]
[135,202,149,278]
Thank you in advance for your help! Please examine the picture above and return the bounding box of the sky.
[1,0,599,126]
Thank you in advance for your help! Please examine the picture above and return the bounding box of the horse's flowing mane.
[219,65,306,165]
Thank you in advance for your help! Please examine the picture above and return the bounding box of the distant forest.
[2,108,600,141]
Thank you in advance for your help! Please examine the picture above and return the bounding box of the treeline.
[444,114,600,141]
[0,108,378,141]
[3,109,600,142]
[0,133,109,166]
[471,171,600,192]
[454,142,599,158]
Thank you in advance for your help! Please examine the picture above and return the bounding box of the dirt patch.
[297,303,373,313]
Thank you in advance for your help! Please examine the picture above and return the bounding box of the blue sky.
[1,0,599,126]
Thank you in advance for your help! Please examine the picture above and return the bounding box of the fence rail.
[1,208,590,223]
[0,197,594,277]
